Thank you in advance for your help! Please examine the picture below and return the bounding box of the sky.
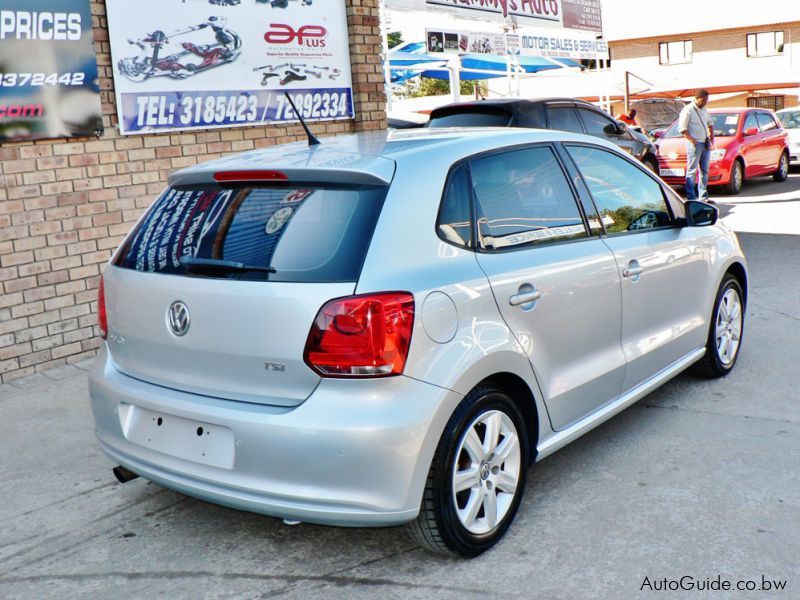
[601,0,800,40]
[386,0,800,43]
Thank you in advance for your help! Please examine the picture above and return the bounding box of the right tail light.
[303,292,415,378]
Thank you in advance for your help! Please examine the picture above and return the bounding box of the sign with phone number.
[120,88,354,133]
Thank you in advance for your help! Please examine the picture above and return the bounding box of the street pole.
[624,70,630,115]
[505,30,512,97]
[379,0,393,114]
[450,55,461,104]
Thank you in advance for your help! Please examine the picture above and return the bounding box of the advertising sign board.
[425,27,609,60]
[562,0,603,33]
[424,0,563,28]
[106,0,355,135]
[388,0,604,35]
[0,0,103,142]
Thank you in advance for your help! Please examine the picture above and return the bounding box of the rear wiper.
[179,256,276,274]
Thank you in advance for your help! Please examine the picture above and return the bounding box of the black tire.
[406,384,529,557]
[725,159,744,195]
[692,274,745,378]
[773,151,789,182]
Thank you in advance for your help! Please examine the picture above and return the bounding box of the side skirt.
[535,347,706,461]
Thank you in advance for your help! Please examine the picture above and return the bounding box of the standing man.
[679,89,715,201]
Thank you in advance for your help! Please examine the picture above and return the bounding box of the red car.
[655,107,789,195]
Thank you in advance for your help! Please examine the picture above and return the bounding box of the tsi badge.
[167,301,191,337]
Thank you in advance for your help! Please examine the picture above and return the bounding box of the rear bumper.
[658,159,731,186]
[89,347,461,526]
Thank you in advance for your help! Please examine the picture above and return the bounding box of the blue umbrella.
[390,51,448,66]
[461,54,579,73]
[417,69,507,81]
[387,43,580,83]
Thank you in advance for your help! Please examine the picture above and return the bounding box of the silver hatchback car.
[90,127,747,556]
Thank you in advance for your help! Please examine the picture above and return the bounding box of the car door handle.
[622,265,644,278]
[509,290,542,306]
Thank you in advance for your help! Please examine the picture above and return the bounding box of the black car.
[427,98,659,172]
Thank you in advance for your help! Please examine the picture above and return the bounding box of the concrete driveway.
[1,226,798,598]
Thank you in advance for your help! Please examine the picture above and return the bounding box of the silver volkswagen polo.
[90,127,747,556]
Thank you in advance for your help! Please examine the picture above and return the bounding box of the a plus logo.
[264,24,327,47]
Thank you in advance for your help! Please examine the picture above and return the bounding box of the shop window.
[747,96,785,112]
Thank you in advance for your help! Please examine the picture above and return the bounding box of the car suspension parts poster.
[106,0,355,135]
[0,0,103,142]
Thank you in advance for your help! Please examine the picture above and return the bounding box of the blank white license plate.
[119,404,235,469]
[660,168,685,177]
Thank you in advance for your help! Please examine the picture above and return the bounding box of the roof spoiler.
[169,166,394,188]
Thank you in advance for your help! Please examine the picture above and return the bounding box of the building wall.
[0,0,387,383]
[610,23,800,90]
[606,93,800,119]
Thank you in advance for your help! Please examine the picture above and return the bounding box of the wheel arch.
[725,261,748,307]
[476,372,540,462]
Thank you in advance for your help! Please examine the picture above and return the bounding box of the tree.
[409,78,487,98]
[388,31,403,49]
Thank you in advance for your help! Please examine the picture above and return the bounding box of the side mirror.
[685,200,718,227]
[653,129,665,139]
[604,121,625,135]
[744,127,759,136]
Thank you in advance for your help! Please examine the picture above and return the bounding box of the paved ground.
[715,169,800,235]
[1,184,799,598]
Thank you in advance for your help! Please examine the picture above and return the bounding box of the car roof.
[430,97,596,112]
[170,127,624,187]
[707,107,765,114]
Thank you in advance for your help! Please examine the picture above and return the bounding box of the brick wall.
[610,23,800,60]
[0,0,386,383]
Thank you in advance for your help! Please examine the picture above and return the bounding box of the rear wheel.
[773,151,789,182]
[725,159,744,195]
[692,274,744,378]
[406,384,529,557]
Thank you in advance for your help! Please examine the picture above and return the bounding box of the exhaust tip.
[113,466,140,484]
[283,519,302,526]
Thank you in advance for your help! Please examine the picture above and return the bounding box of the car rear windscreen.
[427,108,512,128]
[113,185,387,283]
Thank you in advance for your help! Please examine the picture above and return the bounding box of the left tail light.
[98,276,108,340]
[303,292,415,377]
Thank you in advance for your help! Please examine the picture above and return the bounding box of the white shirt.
[679,102,711,143]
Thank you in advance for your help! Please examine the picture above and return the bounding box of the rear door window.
[469,146,587,250]
[546,106,584,133]
[756,112,778,132]
[519,103,547,128]
[114,185,387,282]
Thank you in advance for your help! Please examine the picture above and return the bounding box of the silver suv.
[90,128,747,557]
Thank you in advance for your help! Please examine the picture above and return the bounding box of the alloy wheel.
[715,288,743,365]
[733,163,743,191]
[451,410,521,535]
